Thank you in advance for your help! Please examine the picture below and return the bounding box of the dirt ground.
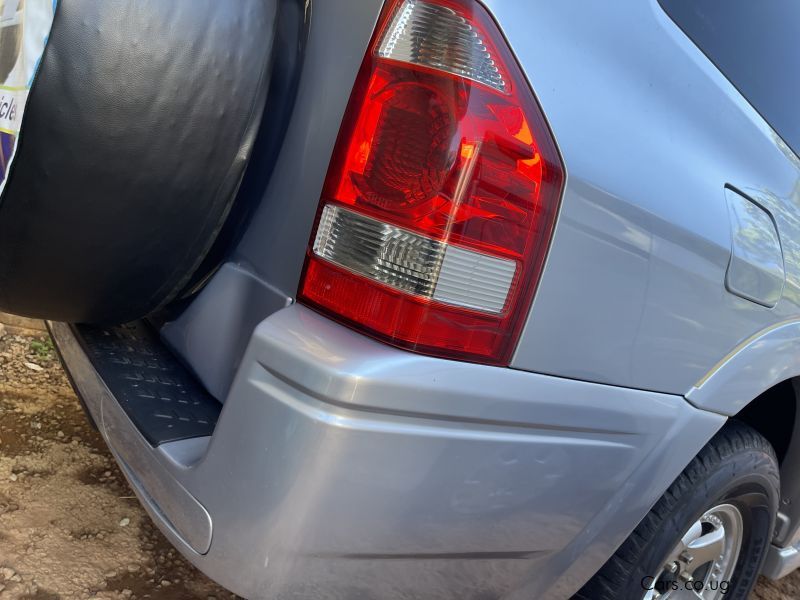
[0,324,235,599]
[0,324,796,600]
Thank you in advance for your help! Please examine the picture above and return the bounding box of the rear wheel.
[577,421,779,600]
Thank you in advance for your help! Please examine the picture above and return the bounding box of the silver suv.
[2,0,799,598]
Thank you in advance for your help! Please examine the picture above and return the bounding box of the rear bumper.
[48,305,725,599]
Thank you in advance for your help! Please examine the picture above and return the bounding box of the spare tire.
[0,0,278,323]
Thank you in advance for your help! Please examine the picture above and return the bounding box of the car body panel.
[168,0,800,411]
[48,307,725,599]
[162,263,291,401]
[161,0,384,401]
[687,319,800,415]
[57,0,800,596]
[500,0,800,398]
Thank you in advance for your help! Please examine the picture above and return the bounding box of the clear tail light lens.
[299,0,564,365]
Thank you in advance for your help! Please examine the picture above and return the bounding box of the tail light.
[298,0,564,365]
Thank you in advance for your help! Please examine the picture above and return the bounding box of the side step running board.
[763,542,800,580]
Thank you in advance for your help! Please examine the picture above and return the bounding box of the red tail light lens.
[299,0,564,365]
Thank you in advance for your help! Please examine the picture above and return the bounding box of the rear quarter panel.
[500,0,800,400]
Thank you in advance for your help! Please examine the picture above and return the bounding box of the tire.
[0,0,280,324]
[576,420,779,600]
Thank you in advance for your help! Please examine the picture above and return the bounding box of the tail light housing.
[298,0,564,365]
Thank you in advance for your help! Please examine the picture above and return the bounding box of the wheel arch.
[686,320,800,416]
[733,377,800,546]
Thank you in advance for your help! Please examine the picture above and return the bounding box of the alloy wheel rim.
[642,503,743,599]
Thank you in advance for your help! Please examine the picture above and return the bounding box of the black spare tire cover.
[0,0,278,323]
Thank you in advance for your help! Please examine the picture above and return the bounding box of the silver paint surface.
[723,187,785,308]
[136,0,800,595]
[50,307,724,599]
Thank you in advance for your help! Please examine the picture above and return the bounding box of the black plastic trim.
[72,321,221,446]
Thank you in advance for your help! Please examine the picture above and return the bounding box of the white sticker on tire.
[0,0,57,191]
